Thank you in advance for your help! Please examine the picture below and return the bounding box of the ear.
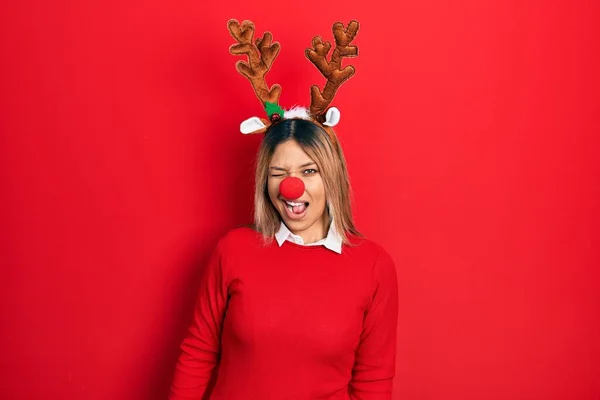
[322,107,341,127]
[240,117,270,134]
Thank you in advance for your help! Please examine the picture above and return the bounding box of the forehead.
[269,140,315,167]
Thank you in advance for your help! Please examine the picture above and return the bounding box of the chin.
[279,206,325,233]
[283,218,311,231]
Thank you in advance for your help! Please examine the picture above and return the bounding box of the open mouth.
[282,200,309,219]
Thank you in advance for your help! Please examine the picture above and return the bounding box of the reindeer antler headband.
[227,19,359,136]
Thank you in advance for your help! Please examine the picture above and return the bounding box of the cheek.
[267,179,279,200]
[306,178,326,203]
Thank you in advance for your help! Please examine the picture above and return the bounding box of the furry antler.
[227,19,282,107]
[305,21,359,118]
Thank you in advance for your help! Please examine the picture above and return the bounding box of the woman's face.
[267,139,328,241]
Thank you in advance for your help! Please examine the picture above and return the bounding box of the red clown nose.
[279,177,305,200]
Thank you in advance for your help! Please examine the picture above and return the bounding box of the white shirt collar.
[274,219,342,254]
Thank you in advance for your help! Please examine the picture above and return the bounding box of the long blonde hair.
[253,118,360,244]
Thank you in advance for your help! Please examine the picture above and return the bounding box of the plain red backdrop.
[1,0,599,399]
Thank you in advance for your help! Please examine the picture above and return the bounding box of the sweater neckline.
[277,239,336,251]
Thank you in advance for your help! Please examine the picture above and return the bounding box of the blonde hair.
[253,118,360,244]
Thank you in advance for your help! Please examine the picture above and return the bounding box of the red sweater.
[169,227,398,400]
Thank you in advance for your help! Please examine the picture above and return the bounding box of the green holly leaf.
[265,102,284,118]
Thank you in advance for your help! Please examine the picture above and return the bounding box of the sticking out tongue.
[292,204,306,214]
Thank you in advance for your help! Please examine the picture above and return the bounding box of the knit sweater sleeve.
[169,240,229,400]
[349,246,399,400]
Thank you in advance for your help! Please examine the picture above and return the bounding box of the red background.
[1,1,599,399]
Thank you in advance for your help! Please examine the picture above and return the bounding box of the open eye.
[303,168,318,175]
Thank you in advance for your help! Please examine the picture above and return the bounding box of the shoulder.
[217,226,264,252]
[346,235,392,261]
[345,235,396,276]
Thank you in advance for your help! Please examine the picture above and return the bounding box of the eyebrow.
[269,162,316,171]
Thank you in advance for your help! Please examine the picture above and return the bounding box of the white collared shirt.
[275,220,343,254]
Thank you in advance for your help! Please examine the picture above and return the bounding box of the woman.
[169,20,398,400]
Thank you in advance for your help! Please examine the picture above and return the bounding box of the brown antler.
[227,19,282,107]
[305,21,359,118]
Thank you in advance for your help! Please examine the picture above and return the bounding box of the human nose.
[279,176,305,200]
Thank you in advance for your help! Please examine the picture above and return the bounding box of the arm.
[349,247,399,400]
[169,240,229,400]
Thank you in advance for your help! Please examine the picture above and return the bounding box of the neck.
[292,212,331,244]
